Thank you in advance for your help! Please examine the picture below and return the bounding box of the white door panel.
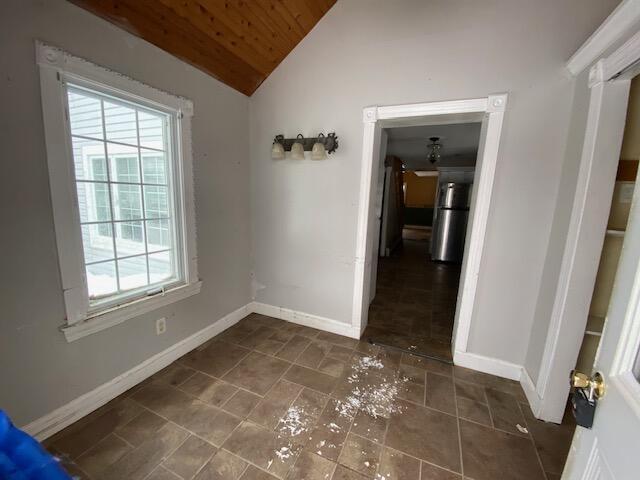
[368,128,386,305]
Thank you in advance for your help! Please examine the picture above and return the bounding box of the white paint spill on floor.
[275,446,292,460]
[357,356,384,370]
[327,422,341,432]
[278,406,308,437]
[272,353,407,465]
[271,404,313,466]
[336,354,407,419]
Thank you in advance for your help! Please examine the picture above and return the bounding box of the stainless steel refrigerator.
[431,182,471,263]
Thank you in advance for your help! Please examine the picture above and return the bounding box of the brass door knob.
[570,370,606,399]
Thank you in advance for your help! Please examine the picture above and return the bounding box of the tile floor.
[363,238,460,361]
[45,313,575,480]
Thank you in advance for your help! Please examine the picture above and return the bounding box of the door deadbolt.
[570,370,606,399]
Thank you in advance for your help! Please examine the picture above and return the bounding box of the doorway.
[352,95,508,367]
[363,122,481,362]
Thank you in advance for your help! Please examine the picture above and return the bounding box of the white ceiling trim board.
[566,0,640,76]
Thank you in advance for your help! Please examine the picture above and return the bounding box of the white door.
[563,80,640,480]
[564,163,640,479]
[379,165,393,257]
[369,129,389,304]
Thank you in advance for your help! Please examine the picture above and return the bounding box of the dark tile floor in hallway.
[363,238,460,361]
[45,314,575,480]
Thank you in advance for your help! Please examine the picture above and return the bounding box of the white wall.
[0,0,251,426]
[249,0,618,365]
[524,69,593,383]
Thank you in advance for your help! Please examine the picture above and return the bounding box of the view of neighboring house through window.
[67,86,179,306]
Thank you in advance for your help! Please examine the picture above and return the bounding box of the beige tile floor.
[45,314,575,480]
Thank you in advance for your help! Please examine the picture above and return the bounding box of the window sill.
[61,281,202,342]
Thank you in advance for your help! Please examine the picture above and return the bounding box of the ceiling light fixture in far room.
[427,136,442,164]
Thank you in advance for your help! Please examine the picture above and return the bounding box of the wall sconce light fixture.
[271,132,338,160]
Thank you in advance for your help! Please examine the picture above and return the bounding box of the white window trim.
[36,41,200,342]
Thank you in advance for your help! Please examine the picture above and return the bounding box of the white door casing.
[352,113,382,334]
[369,130,389,304]
[353,96,507,358]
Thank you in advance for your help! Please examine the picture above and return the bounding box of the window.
[38,42,200,341]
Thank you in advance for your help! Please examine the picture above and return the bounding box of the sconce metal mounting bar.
[273,132,339,154]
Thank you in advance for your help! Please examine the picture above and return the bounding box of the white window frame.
[37,41,200,342]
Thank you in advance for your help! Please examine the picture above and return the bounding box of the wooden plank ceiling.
[68,0,336,96]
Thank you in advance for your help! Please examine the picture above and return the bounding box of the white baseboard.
[520,368,543,416]
[453,350,523,381]
[251,302,361,339]
[23,303,251,441]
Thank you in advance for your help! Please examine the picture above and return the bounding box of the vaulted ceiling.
[68,0,336,96]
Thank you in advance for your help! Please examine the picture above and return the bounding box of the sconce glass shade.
[290,134,305,160]
[271,141,285,160]
[311,134,327,160]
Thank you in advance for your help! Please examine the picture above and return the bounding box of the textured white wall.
[249,0,618,365]
[0,0,252,426]
[524,69,593,383]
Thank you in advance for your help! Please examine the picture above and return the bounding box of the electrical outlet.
[156,317,167,335]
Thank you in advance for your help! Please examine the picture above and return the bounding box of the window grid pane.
[67,86,177,301]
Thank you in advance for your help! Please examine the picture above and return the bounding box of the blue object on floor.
[0,410,71,480]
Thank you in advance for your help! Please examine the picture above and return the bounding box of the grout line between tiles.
[139,429,190,480]
[517,401,550,480]
[353,427,464,478]
[374,413,392,479]
[332,402,356,469]
[184,441,218,480]
[326,458,338,480]
[482,386,495,429]
[174,368,199,388]
[423,370,428,406]
[218,445,292,480]
[111,431,135,449]
[147,464,186,480]
[452,365,466,479]
[237,461,251,479]
[125,399,232,451]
